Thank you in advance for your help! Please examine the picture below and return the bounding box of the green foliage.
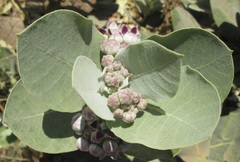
[147,28,233,102]
[107,66,220,149]
[3,9,233,158]
[171,7,201,30]
[4,10,104,153]
[209,109,240,162]
[17,9,105,112]
[210,0,240,46]
[115,40,182,102]
[72,56,114,121]
[4,80,78,153]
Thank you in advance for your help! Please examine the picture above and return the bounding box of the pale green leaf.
[209,109,240,162]
[3,80,78,153]
[178,139,215,162]
[72,56,114,121]
[147,28,233,102]
[210,0,240,45]
[210,0,240,28]
[115,40,182,102]
[171,7,201,31]
[107,66,221,149]
[17,10,105,112]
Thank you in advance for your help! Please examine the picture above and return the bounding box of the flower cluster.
[98,22,147,123]
[99,22,141,55]
[108,88,147,123]
[72,106,130,160]
[99,55,131,94]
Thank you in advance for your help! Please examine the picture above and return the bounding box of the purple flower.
[76,137,89,152]
[82,106,97,121]
[89,144,104,157]
[71,113,86,134]
[103,140,118,153]
[91,130,105,143]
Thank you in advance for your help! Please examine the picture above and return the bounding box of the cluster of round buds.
[99,22,141,55]
[107,88,147,123]
[72,106,131,160]
[99,56,132,93]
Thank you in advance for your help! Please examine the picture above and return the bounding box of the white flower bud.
[118,88,134,105]
[122,112,136,123]
[137,99,147,111]
[76,137,89,152]
[120,67,129,77]
[71,113,86,134]
[100,39,120,55]
[108,92,120,108]
[101,55,114,67]
[133,92,141,103]
[113,108,123,118]
[112,61,122,71]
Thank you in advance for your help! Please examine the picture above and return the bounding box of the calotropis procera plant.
[3,10,233,161]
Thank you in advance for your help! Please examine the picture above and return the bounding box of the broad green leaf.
[115,40,182,102]
[107,66,221,149]
[180,0,210,13]
[147,28,233,101]
[17,10,105,112]
[3,80,78,153]
[210,0,240,46]
[125,144,173,161]
[209,109,240,162]
[171,7,201,31]
[178,139,216,162]
[210,0,239,28]
[72,56,114,121]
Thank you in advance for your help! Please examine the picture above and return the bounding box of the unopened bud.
[113,108,123,118]
[133,92,141,103]
[118,88,134,105]
[112,61,122,71]
[101,55,114,67]
[120,67,129,77]
[82,106,97,121]
[103,140,118,153]
[100,39,120,55]
[107,64,114,72]
[91,131,105,143]
[76,137,89,152]
[108,93,120,108]
[129,105,139,114]
[89,144,104,157]
[137,99,147,111]
[122,112,136,123]
[109,72,124,87]
[71,113,86,134]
